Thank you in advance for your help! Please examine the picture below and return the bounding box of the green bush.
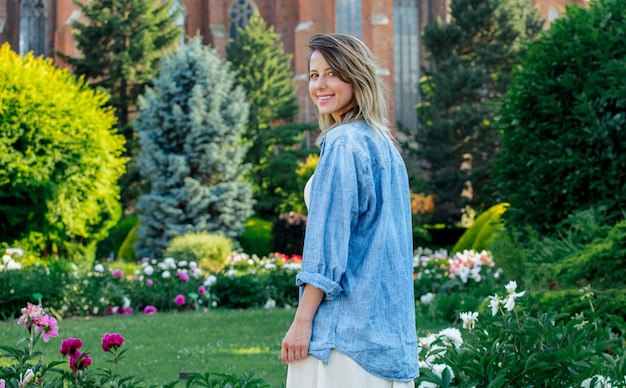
[0,44,126,266]
[492,0,626,235]
[238,217,273,257]
[96,214,138,261]
[165,232,233,273]
[452,203,508,253]
[117,222,139,261]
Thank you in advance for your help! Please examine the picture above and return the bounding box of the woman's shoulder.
[324,119,372,145]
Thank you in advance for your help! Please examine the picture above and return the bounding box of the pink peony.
[143,305,157,315]
[174,294,185,306]
[17,302,44,327]
[60,338,83,356]
[101,333,125,352]
[69,351,92,373]
[198,285,207,295]
[112,269,124,279]
[0,379,4,388]
[145,279,153,286]
[177,271,190,283]
[35,315,59,342]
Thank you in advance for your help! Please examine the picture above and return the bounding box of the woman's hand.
[280,284,325,363]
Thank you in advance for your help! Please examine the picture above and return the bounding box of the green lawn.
[1,308,445,387]
[1,309,294,387]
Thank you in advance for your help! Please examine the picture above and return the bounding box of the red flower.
[101,333,125,352]
[60,338,83,356]
[69,351,92,373]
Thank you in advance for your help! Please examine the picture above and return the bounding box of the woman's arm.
[280,284,325,363]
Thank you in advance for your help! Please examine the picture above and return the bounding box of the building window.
[19,0,47,56]
[169,0,186,45]
[393,0,420,132]
[229,0,257,39]
[336,0,362,39]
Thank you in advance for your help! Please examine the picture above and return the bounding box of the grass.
[1,308,447,387]
[1,308,294,387]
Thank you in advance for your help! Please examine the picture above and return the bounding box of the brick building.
[0,0,587,130]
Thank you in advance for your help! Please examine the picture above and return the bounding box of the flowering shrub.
[414,247,504,323]
[0,303,271,387]
[416,283,626,387]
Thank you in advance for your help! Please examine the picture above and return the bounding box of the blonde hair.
[307,34,391,142]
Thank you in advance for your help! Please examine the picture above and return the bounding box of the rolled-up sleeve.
[296,135,360,300]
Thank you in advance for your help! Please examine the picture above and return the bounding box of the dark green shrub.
[271,212,307,256]
[492,0,626,235]
[117,222,139,261]
[238,217,273,257]
[165,232,233,273]
[212,273,266,309]
[96,214,138,261]
[452,203,508,253]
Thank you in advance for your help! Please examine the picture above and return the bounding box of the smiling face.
[308,50,355,122]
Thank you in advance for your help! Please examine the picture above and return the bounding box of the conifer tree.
[58,0,183,209]
[413,0,543,225]
[133,37,253,260]
[225,13,303,218]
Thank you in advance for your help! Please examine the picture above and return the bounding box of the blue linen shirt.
[296,119,419,382]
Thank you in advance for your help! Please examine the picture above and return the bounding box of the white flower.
[177,260,188,267]
[93,264,105,272]
[437,328,463,349]
[19,368,35,388]
[163,257,177,269]
[581,375,613,388]
[227,268,236,278]
[460,311,479,330]
[122,296,131,308]
[6,260,22,270]
[420,292,435,305]
[204,275,217,287]
[503,281,525,311]
[6,248,24,257]
[162,270,171,279]
[143,265,154,276]
[189,261,198,269]
[489,294,502,316]
[264,298,276,309]
[211,301,218,307]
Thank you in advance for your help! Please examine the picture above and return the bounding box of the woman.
[280,34,419,387]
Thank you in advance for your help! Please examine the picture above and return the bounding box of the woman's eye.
[310,74,318,79]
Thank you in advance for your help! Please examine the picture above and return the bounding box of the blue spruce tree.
[133,36,253,259]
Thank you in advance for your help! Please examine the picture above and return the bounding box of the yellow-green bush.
[452,203,509,253]
[165,232,233,273]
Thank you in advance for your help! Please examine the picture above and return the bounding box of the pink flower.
[69,351,92,373]
[177,271,190,283]
[143,305,157,315]
[198,285,207,295]
[112,269,124,279]
[60,338,83,356]
[0,378,5,388]
[35,315,58,342]
[101,333,125,352]
[174,294,185,306]
[117,307,133,315]
[17,302,44,327]
[145,279,153,286]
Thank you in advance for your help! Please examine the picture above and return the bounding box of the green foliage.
[548,219,626,291]
[225,14,309,219]
[492,0,626,235]
[237,218,273,257]
[165,232,233,273]
[279,153,319,215]
[416,285,626,387]
[117,222,139,261]
[134,37,253,259]
[411,0,542,225]
[0,43,126,265]
[58,0,183,209]
[96,214,138,261]
[452,203,508,253]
